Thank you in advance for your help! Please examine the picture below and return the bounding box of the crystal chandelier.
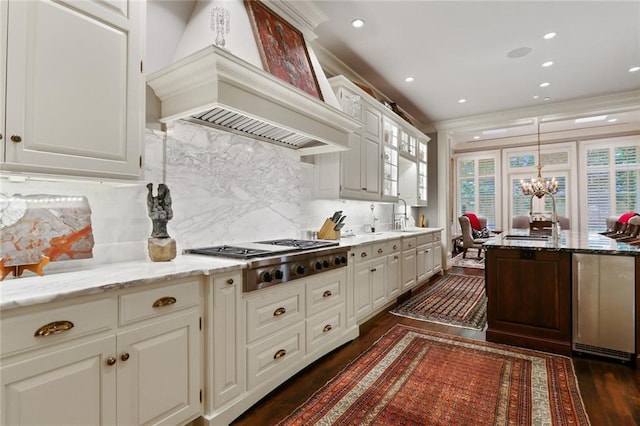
[520,120,558,198]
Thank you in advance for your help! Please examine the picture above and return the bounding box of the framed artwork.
[244,0,323,100]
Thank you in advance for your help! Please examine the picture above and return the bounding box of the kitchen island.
[484,230,640,363]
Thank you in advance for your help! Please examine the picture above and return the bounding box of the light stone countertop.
[0,228,442,312]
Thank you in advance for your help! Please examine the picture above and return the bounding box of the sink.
[503,234,550,241]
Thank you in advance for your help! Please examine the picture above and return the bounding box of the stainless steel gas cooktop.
[184,239,348,291]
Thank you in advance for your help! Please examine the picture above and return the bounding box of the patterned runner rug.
[390,274,487,330]
[452,252,485,269]
[279,325,590,425]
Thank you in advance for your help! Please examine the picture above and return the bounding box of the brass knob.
[34,320,74,337]
[377,248,384,254]
[106,357,117,366]
[121,353,130,361]
[0,133,3,140]
[227,278,234,285]
[322,290,332,298]
[273,349,286,359]
[152,296,176,308]
[393,244,398,250]
[10,135,22,143]
[361,252,367,257]
[323,324,332,333]
[273,307,286,316]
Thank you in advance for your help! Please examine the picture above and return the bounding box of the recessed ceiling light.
[533,95,540,99]
[458,99,467,103]
[543,97,551,101]
[540,82,550,87]
[608,118,618,123]
[351,19,364,28]
[507,47,532,59]
[542,61,554,67]
[630,66,640,72]
[543,32,557,39]
[405,77,414,83]
[473,136,480,140]
[575,115,608,124]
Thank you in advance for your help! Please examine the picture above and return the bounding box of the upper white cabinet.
[1,0,144,179]
[315,75,429,203]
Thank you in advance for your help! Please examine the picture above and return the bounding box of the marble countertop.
[0,256,245,312]
[0,228,442,312]
[484,229,640,255]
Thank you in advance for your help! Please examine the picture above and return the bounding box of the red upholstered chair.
[458,215,488,259]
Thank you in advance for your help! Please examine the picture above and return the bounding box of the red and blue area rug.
[279,325,590,425]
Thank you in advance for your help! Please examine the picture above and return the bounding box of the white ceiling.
[311,1,640,145]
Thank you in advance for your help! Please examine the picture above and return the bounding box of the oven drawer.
[245,282,305,344]
[306,269,345,316]
[246,323,305,389]
[306,304,344,356]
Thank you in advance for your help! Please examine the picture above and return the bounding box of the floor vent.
[573,342,633,361]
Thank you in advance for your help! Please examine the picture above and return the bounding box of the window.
[455,153,499,229]
[582,140,640,231]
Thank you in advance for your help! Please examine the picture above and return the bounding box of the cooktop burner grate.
[255,239,339,249]
[185,245,274,259]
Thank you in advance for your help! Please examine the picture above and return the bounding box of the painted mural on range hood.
[146,1,359,155]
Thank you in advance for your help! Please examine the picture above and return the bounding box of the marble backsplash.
[1,121,401,275]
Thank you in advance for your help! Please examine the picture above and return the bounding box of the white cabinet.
[205,272,245,411]
[416,232,443,284]
[387,240,402,299]
[1,0,144,179]
[352,243,388,322]
[1,278,202,426]
[401,237,417,291]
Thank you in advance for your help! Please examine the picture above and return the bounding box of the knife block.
[317,219,341,240]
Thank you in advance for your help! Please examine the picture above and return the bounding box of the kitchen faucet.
[394,198,408,230]
[529,189,559,242]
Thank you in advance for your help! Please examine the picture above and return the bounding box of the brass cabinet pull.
[393,244,398,250]
[377,248,384,254]
[0,133,3,140]
[34,320,74,337]
[394,255,399,260]
[106,357,117,366]
[152,296,176,308]
[273,307,286,316]
[323,324,332,333]
[226,278,234,285]
[361,252,367,258]
[273,349,286,359]
[10,135,22,143]
[371,268,377,272]
[322,290,332,298]
[121,353,130,362]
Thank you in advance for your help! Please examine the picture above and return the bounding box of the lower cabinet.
[387,241,401,299]
[401,237,417,291]
[0,278,203,426]
[352,241,393,323]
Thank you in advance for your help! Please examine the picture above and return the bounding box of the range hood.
[147,45,359,155]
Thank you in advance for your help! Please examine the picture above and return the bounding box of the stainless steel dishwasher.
[573,253,635,361]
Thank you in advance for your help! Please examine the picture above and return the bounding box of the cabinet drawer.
[306,304,345,356]
[1,297,117,357]
[306,270,345,316]
[245,283,304,343]
[387,239,401,254]
[246,323,305,389]
[353,245,372,263]
[372,242,388,259]
[432,232,442,243]
[119,278,201,326]
[402,237,417,250]
[417,234,433,246]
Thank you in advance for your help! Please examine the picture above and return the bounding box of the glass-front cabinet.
[417,140,428,204]
[400,131,417,159]
[383,145,398,199]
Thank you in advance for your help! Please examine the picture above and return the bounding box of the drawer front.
[306,269,345,316]
[246,323,305,389]
[402,237,417,251]
[245,283,304,343]
[306,304,345,356]
[1,297,117,357]
[353,245,372,263]
[372,242,388,259]
[432,232,442,243]
[417,233,433,246]
[119,278,201,326]
[387,239,401,254]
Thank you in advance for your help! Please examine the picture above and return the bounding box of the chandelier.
[520,120,558,198]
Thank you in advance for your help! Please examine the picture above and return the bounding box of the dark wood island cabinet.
[485,248,572,356]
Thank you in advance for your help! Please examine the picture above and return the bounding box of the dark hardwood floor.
[232,267,640,425]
